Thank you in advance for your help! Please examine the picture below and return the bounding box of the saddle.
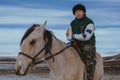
[70,39,88,64]
[67,39,96,64]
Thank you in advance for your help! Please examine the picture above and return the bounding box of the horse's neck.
[46,38,67,71]
[51,38,66,54]
[46,37,81,74]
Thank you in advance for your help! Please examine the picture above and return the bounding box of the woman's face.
[75,10,84,19]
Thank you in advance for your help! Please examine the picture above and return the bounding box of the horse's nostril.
[18,66,22,70]
[14,68,19,75]
[14,65,22,75]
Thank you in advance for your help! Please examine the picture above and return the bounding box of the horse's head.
[14,21,53,75]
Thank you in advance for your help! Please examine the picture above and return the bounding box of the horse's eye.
[30,40,36,46]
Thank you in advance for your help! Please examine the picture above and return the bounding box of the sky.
[0,0,120,56]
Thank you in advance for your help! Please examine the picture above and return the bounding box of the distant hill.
[103,54,120,75]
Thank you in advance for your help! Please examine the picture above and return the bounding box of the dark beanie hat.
[72,4,86,15]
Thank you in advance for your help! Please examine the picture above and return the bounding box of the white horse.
[14,21,104,80]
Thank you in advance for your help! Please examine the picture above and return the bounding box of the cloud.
[0,28,25,55]
[0,27,119,56]
[96,28,120,45]
[1,1,120,26]
[95,28,120,56]
[87,7,120,26]
[0,28,25,44]
[0,6,72,25]
[0,28,67,56]
[0,1,120,57]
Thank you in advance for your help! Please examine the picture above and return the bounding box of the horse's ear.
[35,21,47,30]
[43,20,47,26]
[40,20,47,29]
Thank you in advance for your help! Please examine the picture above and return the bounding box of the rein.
[19,42,71,65]
[34,44,71,65]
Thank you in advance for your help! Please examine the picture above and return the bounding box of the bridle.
[19,44,46,65]
[18,42,71,75]
[19,42,71,65]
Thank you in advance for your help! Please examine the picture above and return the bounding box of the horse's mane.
[20,24,57,47]
[43,30,53,53]
[20,24,40,45]
[44,30,56,62]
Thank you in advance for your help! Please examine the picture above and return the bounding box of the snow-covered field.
[0,73,49,80]
[0,73,120,80]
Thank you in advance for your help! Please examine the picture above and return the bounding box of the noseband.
[19,43,50,65]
